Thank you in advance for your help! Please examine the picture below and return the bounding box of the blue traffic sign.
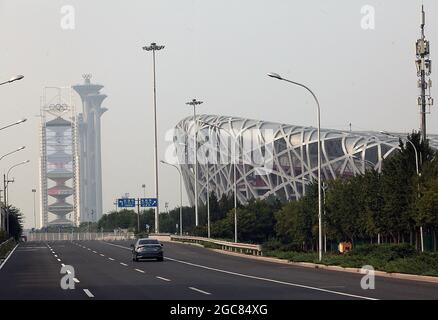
[140,198,158,208]
[117,198,136,208]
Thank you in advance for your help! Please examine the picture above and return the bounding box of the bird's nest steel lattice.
[173,115,438,206]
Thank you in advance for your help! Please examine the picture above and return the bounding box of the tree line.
[97,132,437,252]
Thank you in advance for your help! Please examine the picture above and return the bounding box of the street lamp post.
[0,146,25,162]
[381,131,423,252]
[198,121,239,243]
[0,119,27,131]
[186,99,204,227]
[32,189,37,230]
[0,75,24,86]
[143,42,165,234]
[160,160,183,236]
[268,72,323,261]
[4,160,30,234]
[206,150,211,238]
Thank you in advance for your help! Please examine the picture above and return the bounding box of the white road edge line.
[156,276,171,282]
[83,289,94,298]
[101,241,377,301]
[189,287,211,295]
[0,244,19,271]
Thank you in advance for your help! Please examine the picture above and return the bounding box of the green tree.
[6,206,24,240]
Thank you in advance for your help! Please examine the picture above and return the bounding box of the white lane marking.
[61,263,65,267]
[135,268,145,274]
[66,270,71,274]
[83,289,94,298]
[54,255,58,258]
[120,263,128,266]
[108,258,115,261]
[57,258,61,262]
[165,257,378,301]
[189,287,211,295]
[87,248,91,251]
[0,244,19,271]
[92,251,97,254]
[100,254,105,257]
[73,278,80,283]
[156,276,171,282]
[100,241,377,301]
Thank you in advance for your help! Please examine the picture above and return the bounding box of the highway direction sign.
[140,198,158,208]
[117,198,136,208]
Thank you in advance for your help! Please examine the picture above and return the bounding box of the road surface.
[0,240,437,300]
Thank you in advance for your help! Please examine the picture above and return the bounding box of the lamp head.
[9,75,24,82]
[267,72,283,80]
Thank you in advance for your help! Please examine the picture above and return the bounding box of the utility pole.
[186,99,204,226]
[137,198,141,234]
[143,42,165,234]
[32,189,37,229]
[3,175,7,233]
[416,5,433,142]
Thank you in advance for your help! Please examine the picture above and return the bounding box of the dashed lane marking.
[189,287,211,295]
[156,276,171,282]
[83,289,94,298]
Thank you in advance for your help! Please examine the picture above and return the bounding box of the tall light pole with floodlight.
[186,99,203,226]
[268,72,323,261]
[143,42,165,233]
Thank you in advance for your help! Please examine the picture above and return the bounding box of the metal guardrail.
[0,238,14,261]
[27,232,135,242]
[0,238,13,250]
[170,235,263,256]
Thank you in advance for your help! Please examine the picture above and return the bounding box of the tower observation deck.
[73,75,107,223]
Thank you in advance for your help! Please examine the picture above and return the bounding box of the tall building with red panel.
[39,87,80,227]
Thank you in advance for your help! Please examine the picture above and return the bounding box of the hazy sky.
[0,0,436,229]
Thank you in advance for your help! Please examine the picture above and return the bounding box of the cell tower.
[39,87,80,227]
[416,5,434,141]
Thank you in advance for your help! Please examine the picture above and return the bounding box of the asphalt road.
[1,240,437,300]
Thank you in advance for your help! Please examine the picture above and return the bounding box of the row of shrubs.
[264,243,438,277]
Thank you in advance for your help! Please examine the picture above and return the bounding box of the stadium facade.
[174,115,438,206]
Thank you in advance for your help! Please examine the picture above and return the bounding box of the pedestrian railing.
[27,232,135,242]
[170,235,263,256]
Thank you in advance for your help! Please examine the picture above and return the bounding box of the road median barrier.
[169,235,263,256]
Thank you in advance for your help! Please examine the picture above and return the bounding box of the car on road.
[131,238,164,262]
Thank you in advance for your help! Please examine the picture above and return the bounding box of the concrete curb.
[169,239,438,285]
